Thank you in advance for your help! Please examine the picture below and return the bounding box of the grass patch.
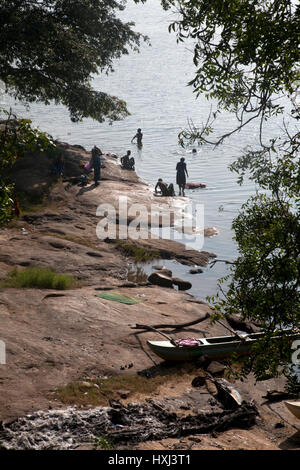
[114,240,160,262]
[2,267,76,290]
[56,375,166,407]
[50,235,160,262]
[93,436,114,450]
[55,363,199,407]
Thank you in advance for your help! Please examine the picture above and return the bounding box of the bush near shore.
[2,267,76,290]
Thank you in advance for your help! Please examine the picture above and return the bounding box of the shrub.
[114,240,160,262]
[3,267,76,290]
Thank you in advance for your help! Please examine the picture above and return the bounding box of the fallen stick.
[209,259,234,268]
[132,324,176,344]
[262,390,297,402]
[106,401,258,444]
[131,313,210,331]
[215,319,248,341]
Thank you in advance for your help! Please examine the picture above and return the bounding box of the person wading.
[176,157,189,196]
[131,128,143,147]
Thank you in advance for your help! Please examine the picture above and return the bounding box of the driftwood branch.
[209,259,234,269]
[132,324,176,344]
[106,400,258,444]
[131,313,210,332]
[262,390,298,402]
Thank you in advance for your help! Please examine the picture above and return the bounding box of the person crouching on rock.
[155,178,175,197]
[90,145,102,186]
[120,150,135,171]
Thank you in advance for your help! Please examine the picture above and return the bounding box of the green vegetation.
[56,375,165,406]
[0,0,147,123]
[114,239,160,262]
[159,0,300,380]
[93,436,114,451]
[3,267,76,290]
[0,109,56,225]
[160,0,299,147]
[55,363,199,406]
[285,371,300,397]
[0,0,147,224]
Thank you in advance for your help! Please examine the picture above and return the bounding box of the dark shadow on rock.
[166,328,208,336]
[278,430,300,449]
[265,402,300,434]
[138,361,188,379]
[132,331,158,367]
[76,183,98,196]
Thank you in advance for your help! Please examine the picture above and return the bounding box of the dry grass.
[56,375,166,407]
[55,364,200,407]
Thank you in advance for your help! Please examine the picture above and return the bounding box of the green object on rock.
[95,292,143,305]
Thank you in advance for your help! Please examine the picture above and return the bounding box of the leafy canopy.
[0,0,147,123]
[159,0,300,146]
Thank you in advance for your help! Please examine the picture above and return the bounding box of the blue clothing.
[176,161,187,185]
[92,155,101,183]
[50,161,64,176]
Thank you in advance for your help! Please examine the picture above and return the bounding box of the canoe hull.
[147,336,258,361]
[147,331,300,362]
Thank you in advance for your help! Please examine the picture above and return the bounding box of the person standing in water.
[176,157,189,196]
[131,128,143,147]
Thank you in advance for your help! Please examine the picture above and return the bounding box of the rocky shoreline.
[0,143,299,450]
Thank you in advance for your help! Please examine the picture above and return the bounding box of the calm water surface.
[1,0,286,300]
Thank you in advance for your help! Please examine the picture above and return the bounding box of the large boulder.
[189,268,203,274]
[172,277,192,291]
[147,272,173,288]
[206,361,226,377]
[156,268,173,278]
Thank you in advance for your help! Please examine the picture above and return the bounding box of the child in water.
[131,128,143,146]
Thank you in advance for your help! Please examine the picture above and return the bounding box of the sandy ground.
[0,143,299,450]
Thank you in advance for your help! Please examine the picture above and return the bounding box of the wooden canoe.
[285,401,300,420]
[147,330,300,362]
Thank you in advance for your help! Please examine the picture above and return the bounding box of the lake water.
[1,0,286,300]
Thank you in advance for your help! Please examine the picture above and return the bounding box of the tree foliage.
[0,0,146,123]
[211,141,300,379]
[160,0,300,145]
[0,108,55,225]
[159,0,300,378]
